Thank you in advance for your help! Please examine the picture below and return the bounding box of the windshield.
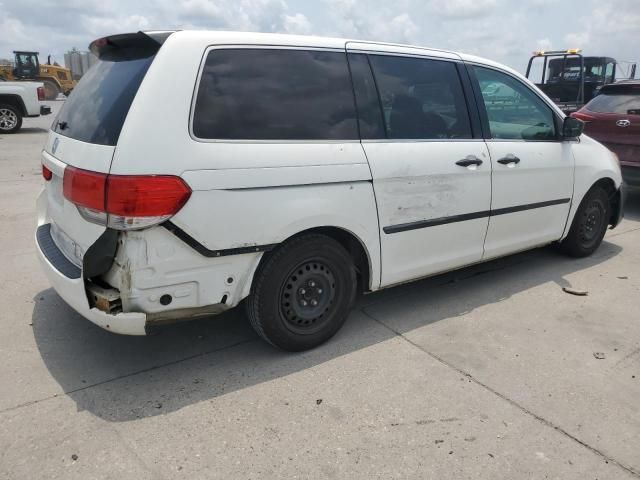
[545,58,608,83]
[53,55,154,146]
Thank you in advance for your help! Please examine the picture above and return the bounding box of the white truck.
[0,80,51,133]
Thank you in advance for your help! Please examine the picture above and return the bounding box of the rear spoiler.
[89,31,176,61]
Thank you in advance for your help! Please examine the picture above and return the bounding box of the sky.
[1,0,639,74]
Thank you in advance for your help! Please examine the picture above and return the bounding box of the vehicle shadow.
[14,127,49,135]
[32,238,623,422]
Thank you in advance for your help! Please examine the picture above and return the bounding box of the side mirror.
[563,116,584,139]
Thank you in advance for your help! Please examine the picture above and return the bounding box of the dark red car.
[572,81,640,185]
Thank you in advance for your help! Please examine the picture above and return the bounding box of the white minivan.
[36,31,625,351]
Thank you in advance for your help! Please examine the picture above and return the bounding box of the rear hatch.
[41,32,171,268]
[576,84,640,165]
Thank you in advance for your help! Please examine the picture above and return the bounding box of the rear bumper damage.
[36,223,147,335]
[36,204,262,335]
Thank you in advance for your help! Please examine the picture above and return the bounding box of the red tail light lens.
[106,175,191,217]
[62,166,191,230]
[37,86,45,101]
[571,112,596,123]
[42,165,53,181]
[63,166,107,211]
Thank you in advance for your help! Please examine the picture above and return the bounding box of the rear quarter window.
[192,49,358,140]
[587,92,640,115]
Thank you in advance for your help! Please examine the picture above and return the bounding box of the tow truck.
[525,49,636,114]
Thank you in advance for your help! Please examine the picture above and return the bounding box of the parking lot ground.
[1,103,639,479]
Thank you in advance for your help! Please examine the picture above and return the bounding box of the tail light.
[571,111,595,123]
[42,165,53,181]
[37,86,45,101]
[63,166,191,230]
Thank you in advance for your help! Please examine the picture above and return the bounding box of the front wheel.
[560,186,610,257]
[0,104,22,133]
[246,234,357,351]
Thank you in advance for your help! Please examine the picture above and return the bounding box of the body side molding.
[384,198,571,234]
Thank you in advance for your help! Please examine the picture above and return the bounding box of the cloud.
[321,0,419,44]
[283,13,312,35]
[430,0,498,19]
[564,32,590,50]
[0,0,638,74]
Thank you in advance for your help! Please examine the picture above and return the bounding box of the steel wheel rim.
[580,200,604,243]
[0,108,17,130]
[279,259,336,335]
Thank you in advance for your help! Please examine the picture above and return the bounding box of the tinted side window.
[192,49,358,140]
[348,53,385,139]
[368,55,472,139]
[474,67,557,141]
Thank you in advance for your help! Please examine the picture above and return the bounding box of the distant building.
[64,49,97,80]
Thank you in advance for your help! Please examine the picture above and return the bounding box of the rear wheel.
[246,234,357,351]
[0,104,22,133]
[560,186,610,257]
[42,80,61,100]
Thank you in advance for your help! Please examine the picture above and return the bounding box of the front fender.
[562,136,623,239]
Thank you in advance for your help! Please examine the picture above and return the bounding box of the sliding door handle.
[456,156,483,167]
[497,154,521,165]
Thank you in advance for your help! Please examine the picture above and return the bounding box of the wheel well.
[591,177,619,225]
[592,177,616,196]
[282,227,372,293]
[0,94,26,115]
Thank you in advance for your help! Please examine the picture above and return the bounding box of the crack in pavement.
[359,308,640,478]
[0,338,257,417]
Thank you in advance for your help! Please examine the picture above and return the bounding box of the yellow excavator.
[0,51,76,100]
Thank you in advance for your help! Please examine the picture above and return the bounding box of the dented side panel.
[170,181,381,290]
[363,141,492,287]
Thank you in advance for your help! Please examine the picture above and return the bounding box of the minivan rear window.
[587,92,640,115]
[192,49,358,140]
[53,56,154,146]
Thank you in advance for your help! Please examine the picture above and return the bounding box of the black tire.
[0,104,22,133]
[246,233,357,351]
[42,80,61,100]
[560,186,610,257]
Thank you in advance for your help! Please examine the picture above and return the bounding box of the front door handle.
[456,156,483,167]
[497,154,521,165]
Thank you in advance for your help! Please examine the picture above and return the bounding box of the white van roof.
[159,29,459,57]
